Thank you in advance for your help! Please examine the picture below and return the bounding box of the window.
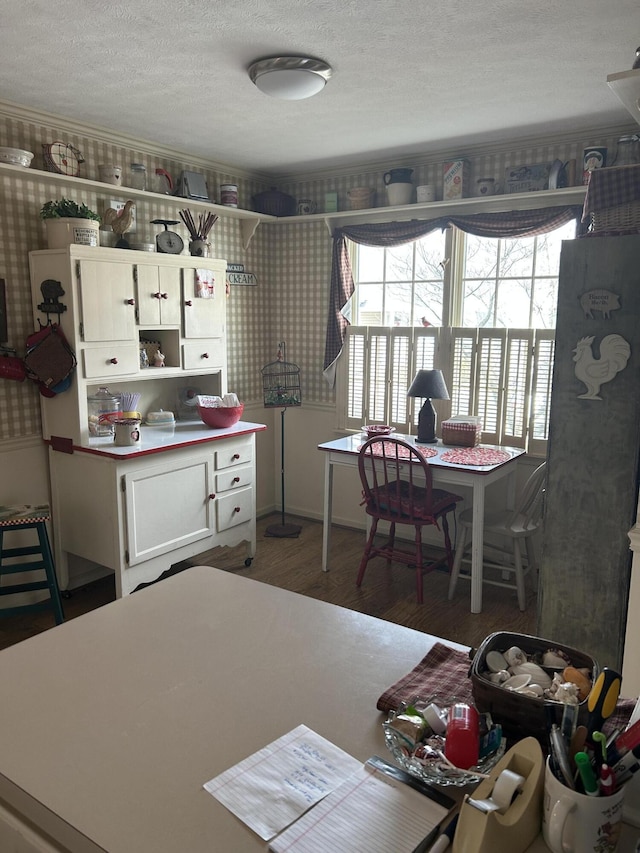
[338,220,576,454]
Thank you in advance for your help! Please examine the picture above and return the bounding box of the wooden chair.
[0,504,64,625]
[356,436,464,604]
[447,461,547,611]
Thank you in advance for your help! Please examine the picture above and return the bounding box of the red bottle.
[444,703,480,770]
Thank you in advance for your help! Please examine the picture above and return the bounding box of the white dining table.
[317,434,526,613]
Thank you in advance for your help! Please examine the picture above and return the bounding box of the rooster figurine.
[102,200,136,248]
[573,333,631,400]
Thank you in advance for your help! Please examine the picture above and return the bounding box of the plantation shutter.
[529,330,555,457]
[501,330,534,448]
[476,329,507,446]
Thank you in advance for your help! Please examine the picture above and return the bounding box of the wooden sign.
[227,271,257,286]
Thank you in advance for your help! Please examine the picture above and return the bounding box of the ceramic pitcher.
[383,168,413,185]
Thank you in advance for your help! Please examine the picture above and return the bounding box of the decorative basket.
[470,631,598,744]
[591,201,640,234]
[441,417,481,447]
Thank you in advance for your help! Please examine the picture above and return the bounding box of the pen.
[613,744,640,776]
[427,814,458,853]
[599,763,615,796]
[607,718,640,765]
[575,751,599,796]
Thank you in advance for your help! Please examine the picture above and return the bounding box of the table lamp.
[407,369,449,444]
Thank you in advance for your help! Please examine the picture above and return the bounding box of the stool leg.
[36,523,65,625]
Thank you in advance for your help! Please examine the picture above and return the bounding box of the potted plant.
[40,198,101,249]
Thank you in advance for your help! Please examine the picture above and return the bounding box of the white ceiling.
[1,0,637,176]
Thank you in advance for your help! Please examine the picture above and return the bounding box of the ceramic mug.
[416,185,436,203]
[297,199,317,215]
[113,418,141,447]
[98,164,122,186]
[542,757,625,853]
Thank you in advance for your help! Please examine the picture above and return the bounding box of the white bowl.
[0,147,34,167]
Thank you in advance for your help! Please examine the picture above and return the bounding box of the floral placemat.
[440,447,511,466]
[358,443,438,460]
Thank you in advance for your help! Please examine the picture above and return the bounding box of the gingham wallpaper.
[0,106,634,442]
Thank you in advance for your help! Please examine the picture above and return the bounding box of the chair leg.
[525,536,539,590]
[448,526,468,600]
[386,522,396,566]
[356,518,379,587]
[441,512,454,570]
[513,539,526,611]
[414,524,424,605]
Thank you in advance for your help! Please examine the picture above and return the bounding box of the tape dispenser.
[452,737,544,853]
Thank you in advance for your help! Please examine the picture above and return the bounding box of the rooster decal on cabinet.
[573,333,631,400]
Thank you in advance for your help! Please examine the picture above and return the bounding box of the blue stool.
[0,504,64,625]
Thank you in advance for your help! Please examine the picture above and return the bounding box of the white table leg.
[322,455,333,571]
[470,480,486,613]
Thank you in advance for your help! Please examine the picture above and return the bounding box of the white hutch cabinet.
[29,246,265,597]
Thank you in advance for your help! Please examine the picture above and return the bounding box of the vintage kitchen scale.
[261,342,302,538]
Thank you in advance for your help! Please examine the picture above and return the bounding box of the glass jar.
[129,163,147,190]
[612,135,640,167]
[87,386,121,437]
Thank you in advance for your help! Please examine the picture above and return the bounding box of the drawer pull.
[234,506,241,514]
[232,453,240,460]
[109,357,118,364]
[201,352,209,359]
[208,493,216,500]
[233,476,240,483]
[126,298,136,305]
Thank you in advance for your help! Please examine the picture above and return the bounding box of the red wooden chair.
[357,436,463,603]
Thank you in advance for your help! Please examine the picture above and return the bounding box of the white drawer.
[214,440,253,470]
[215,464,252,492]
[215,487,253,532]
[182,339,224,370]
[82,344,140,378]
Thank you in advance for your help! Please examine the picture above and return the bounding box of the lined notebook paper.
[269,760,451,853]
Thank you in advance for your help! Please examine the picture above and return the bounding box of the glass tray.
[383,696,506,787]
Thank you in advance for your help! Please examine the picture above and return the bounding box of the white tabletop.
[0,567,637,852]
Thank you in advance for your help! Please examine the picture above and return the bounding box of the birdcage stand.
[262,343,302,539]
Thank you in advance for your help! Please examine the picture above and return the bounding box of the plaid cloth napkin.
[376,642,473,714]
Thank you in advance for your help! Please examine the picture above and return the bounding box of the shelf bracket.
[241,219,260,250]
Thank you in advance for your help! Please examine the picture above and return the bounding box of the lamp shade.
[248,56,332,100]
[407,369,449,400]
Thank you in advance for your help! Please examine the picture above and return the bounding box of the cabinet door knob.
[126,298,136,305]
[234,506,241,514]
[201,352,209,359]
[208,493,216,500]
[184,300,192,306]
[153,291,161,300]
[232,453,240,460]
[109,357,118,365]
[233,476,240,483]
[161,292,168,299]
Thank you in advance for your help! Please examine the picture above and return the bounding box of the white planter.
[44,218,100,249]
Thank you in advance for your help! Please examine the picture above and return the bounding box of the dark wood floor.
[0,514,536,653]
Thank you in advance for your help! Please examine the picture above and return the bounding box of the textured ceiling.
[0,0,637,176]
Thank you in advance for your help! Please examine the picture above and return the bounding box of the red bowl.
[362,424,395,437]
[197,403,244,429]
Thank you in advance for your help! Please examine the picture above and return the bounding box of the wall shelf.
[0,162,276,249]
[318,186,587,235]
[607,68,640,127]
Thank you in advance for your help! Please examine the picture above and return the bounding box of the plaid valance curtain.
[322,205,583,386]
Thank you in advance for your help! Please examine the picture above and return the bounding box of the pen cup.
[542,756,625,853]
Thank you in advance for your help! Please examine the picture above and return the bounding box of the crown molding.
[0,98,268,181]
[272,120,638,184]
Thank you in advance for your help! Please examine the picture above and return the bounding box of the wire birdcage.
[261,343,302,538]
[261,342,301,408]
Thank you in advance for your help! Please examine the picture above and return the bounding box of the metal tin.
[220,184,238,207]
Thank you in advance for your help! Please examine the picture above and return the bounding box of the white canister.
[220,184,238,207]
[98,164,122,186]
[386,183,413,206]
[416,185,436,203]
[114,418,141,447]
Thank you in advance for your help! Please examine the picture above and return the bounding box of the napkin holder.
[452,737,544,853]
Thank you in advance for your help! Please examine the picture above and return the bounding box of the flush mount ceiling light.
[248,56,332,100]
